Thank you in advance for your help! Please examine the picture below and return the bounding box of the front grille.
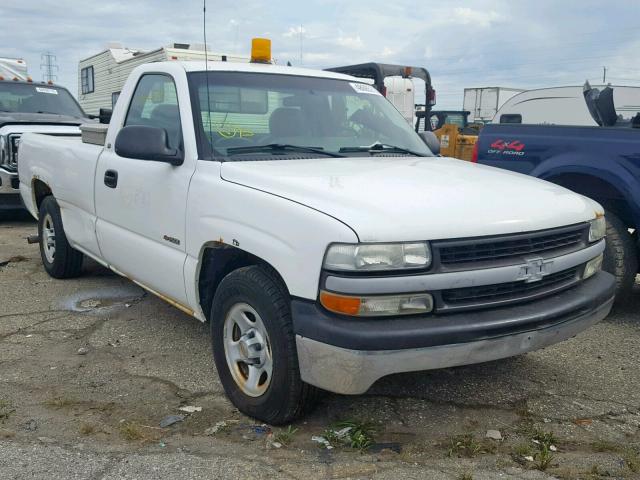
[441,267,580,309]
[436,224,587,268]
[1,133,21,171]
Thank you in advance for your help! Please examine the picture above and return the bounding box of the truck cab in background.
[0,77,89,213]
[326,63,436,130]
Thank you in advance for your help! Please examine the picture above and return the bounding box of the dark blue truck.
[474,85,639,299]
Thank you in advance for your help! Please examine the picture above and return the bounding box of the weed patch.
[273,425,298,447]
[318,419,377,452]
[0,400,15,423]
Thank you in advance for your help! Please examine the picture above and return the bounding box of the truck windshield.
[188,71,433,160]
[0,83,85,117]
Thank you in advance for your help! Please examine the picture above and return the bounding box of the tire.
[38,196,84,279]
[210,265,317,424]
[602,210,638,301]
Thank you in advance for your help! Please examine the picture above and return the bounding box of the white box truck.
[463,87,524,123]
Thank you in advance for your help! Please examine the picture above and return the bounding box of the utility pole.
[299,25,303,65]
[602,66,607,83]
[40,52,58,82]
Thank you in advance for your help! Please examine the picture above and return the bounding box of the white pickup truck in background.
[18,59,615,424]
[0,76,88,213]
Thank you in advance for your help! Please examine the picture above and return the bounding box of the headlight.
[323,242,431,272]
[320,290,434,317]
[589,216,606,242]
[0,134,20,167]
[583,253,603,279]
[0,134,7,166]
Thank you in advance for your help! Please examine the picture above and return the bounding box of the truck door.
[94,73,194,306]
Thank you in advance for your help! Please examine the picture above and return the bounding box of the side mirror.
[419,131,440,155]
[98,108,112,124]
[89,109,113,124]
[115,125,183,165]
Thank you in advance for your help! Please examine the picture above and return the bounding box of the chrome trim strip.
[325,240,605,295]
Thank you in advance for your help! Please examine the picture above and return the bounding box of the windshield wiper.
[226,143,345,158]
[339,142,428,157]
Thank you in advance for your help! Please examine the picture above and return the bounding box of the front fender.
[184,161,358,319]
[533,153,639,226]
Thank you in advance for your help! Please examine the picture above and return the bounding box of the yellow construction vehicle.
[417,110,481,161]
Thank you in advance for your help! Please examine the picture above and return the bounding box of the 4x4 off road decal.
[488,139,526,156]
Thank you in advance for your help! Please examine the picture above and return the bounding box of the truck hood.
[220,157,601,242]
[0,112,88,128]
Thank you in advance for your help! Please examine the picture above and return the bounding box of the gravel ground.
[1,217,639,480]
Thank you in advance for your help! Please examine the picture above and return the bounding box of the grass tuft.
[0,400,15,423]
[512,442,534,457]
[529,429,557,471]
[273,425,298,447]
[624,448,640,473]
[448,434,483,458]
[119,422,148,442]
[322,419,377,452]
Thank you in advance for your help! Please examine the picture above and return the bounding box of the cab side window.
[125,74,182,151]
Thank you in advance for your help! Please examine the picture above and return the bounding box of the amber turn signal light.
[319,291,361,316]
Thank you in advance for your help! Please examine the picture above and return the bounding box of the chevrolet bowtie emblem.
[517,257,553,283]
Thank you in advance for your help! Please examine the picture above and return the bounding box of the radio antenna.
[203,0,213,155]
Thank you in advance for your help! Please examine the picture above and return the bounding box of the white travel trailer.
[494,85,640,125]
[0,57,29,81]
[463,87,524,123]
[77,43,249,114]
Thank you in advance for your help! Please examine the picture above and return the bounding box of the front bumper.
[294,271,615,394]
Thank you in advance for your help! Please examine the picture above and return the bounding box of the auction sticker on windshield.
[35,87,58,95]
[350,83,381,95]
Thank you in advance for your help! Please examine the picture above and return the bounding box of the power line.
[40,51,58,82]
[433,54,634,76]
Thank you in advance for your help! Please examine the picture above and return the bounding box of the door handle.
[104,169,118,188]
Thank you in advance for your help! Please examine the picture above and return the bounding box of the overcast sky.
[2,0,639,108]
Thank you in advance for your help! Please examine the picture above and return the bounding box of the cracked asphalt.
[1,217,640,480]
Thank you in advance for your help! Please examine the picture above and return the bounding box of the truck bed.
[18,133,103,253]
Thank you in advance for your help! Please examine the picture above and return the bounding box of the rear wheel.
[210,265,317,424]
[38,196,83,279]
[602,210,638,301]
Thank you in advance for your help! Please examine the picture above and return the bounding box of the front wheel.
[210,265,317,424]
[38,196,84,279]
[602,210,638,301]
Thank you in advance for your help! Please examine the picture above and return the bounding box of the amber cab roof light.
[250,38,272,64]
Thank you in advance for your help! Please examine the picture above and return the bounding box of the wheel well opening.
[32,179,52,211]
[197,244,288,321]
[546,173,633,227]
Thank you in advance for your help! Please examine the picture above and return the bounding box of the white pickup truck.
[18,60,615,424]
[1,78,88,213]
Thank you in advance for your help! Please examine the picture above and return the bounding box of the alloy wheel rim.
[223,302,273,397]
[42,213,56,264]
